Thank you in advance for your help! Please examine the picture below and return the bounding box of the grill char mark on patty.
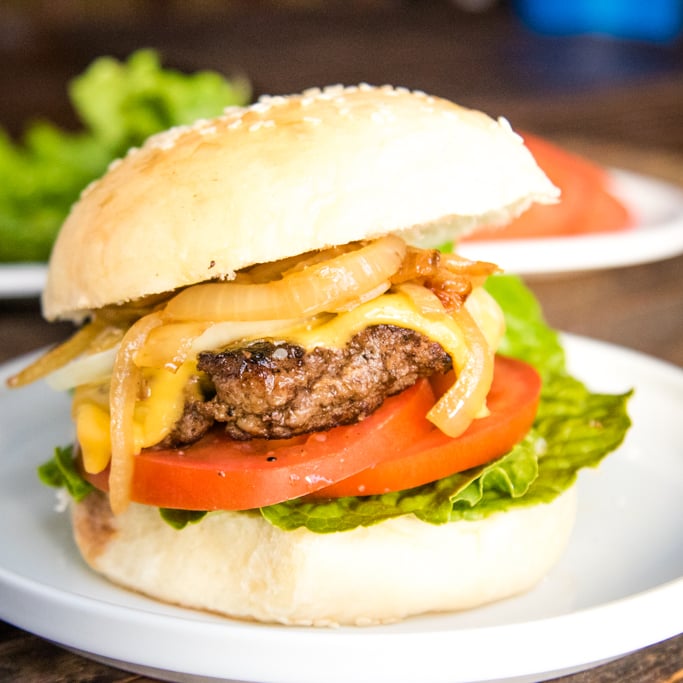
[164,324,452,445]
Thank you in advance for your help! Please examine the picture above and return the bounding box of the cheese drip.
[75,361,197,473]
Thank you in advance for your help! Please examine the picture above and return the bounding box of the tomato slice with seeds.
[82,356,541,511]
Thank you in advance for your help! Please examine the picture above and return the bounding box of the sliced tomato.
[82,356,541,511]
[466,133,632,240]
[312,356,540,498]
[82,376,437,510]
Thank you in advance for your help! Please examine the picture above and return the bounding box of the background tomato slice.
[465,134,632,240]
[83,356,540,510]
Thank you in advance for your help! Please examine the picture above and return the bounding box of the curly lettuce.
[0,49,250,262]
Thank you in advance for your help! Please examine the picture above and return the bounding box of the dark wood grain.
[1,2,681,681]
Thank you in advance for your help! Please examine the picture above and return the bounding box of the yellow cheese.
[283,292,471,369]
[74,362,198,473]
[281,287,503,372]
[72,383,111,474]
[133,361,198,450]
[75,402,112,474]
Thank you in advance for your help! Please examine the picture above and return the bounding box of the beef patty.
[165,324,452,444]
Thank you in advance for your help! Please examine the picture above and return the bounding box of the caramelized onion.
[390,247,441,284]
[45,346,118,391]
[7,321,103,388]
[135,321,213,371]
[439,252,500,288]
[426,271,473,311]
[246,244,355,283]
[108,312,163,514]
[395,282,448,315]
[427,304,494,438]
[163,236,407,322]
[394,282,495,438]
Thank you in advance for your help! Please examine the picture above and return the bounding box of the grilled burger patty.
[164,324,452,445]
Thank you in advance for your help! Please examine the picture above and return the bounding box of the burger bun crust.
[71,488,576,626]
[43,84,558,321]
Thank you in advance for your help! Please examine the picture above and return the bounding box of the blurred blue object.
[514,0,683,42]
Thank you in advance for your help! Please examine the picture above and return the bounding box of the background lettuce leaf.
[70,50,251,159]
[0,49,251,262]
[262,275,632,533]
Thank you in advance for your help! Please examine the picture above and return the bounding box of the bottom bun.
[71,488,577,626]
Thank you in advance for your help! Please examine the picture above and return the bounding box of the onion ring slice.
[163,236,407,322]
[426,304,494,438]
[108,311,164,514]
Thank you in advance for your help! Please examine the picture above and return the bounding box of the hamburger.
[9,84,631,626]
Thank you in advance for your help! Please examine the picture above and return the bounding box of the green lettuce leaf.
[38,445,94,502]
[483,273,566,381]
[261,275,632,533]
[0,49,251,262]
[159,508,208,530]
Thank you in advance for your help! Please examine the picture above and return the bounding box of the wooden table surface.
[0,2,682,681]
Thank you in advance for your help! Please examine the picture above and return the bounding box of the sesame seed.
[249,119,276,132]
[497,116,513,131]
[260,94,286,107]
[251,101,272,114]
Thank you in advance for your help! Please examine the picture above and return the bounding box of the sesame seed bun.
[42,84,558,322]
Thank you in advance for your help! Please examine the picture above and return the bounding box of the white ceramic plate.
[0,334,681,683]
[457,168,683,274]
[0,262,47,298]
[0,169,682,299]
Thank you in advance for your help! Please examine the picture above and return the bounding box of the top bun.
[43,84,558,321]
